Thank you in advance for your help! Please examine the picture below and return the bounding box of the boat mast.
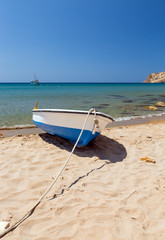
[34,72,37,81]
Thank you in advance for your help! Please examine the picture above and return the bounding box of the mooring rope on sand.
[0,108,96,238]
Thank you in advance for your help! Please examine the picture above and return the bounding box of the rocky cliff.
[144,71,165,83]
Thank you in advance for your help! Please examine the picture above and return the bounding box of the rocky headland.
[144,71,165,83]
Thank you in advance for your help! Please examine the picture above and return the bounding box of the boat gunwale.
[32,109,114,121]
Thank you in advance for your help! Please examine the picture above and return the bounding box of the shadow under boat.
[39,132,127,200]
[39,132,127,163]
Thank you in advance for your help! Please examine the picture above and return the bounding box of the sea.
[0,82,165,128]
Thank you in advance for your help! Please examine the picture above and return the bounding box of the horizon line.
[0,81,144,84]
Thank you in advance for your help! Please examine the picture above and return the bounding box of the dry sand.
[0,122,165,239]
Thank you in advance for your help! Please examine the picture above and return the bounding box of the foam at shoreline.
[0,124,35,130]
[114,112,165,121]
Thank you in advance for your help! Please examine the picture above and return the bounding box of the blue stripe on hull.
[33,121,100,146]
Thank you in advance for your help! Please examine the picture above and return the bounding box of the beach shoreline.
[1,113,165,138]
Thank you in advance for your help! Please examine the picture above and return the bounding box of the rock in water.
[144,105,158,110]
[156,101,165,107]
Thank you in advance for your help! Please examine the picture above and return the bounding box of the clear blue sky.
[1,0,165,82]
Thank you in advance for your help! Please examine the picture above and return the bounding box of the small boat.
[30,80,40,85]
[32,106,114,147]
[30,73,40,85]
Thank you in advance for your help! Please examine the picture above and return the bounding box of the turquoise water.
[0,83,165,128]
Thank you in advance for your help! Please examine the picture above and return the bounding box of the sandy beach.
[0,121,165,239]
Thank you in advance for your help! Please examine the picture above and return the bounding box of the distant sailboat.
[30,73,40,85]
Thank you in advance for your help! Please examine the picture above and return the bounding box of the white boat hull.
[32,109,114,146]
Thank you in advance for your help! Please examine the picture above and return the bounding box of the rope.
[0,108,95,238]
[92,109,100,134]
